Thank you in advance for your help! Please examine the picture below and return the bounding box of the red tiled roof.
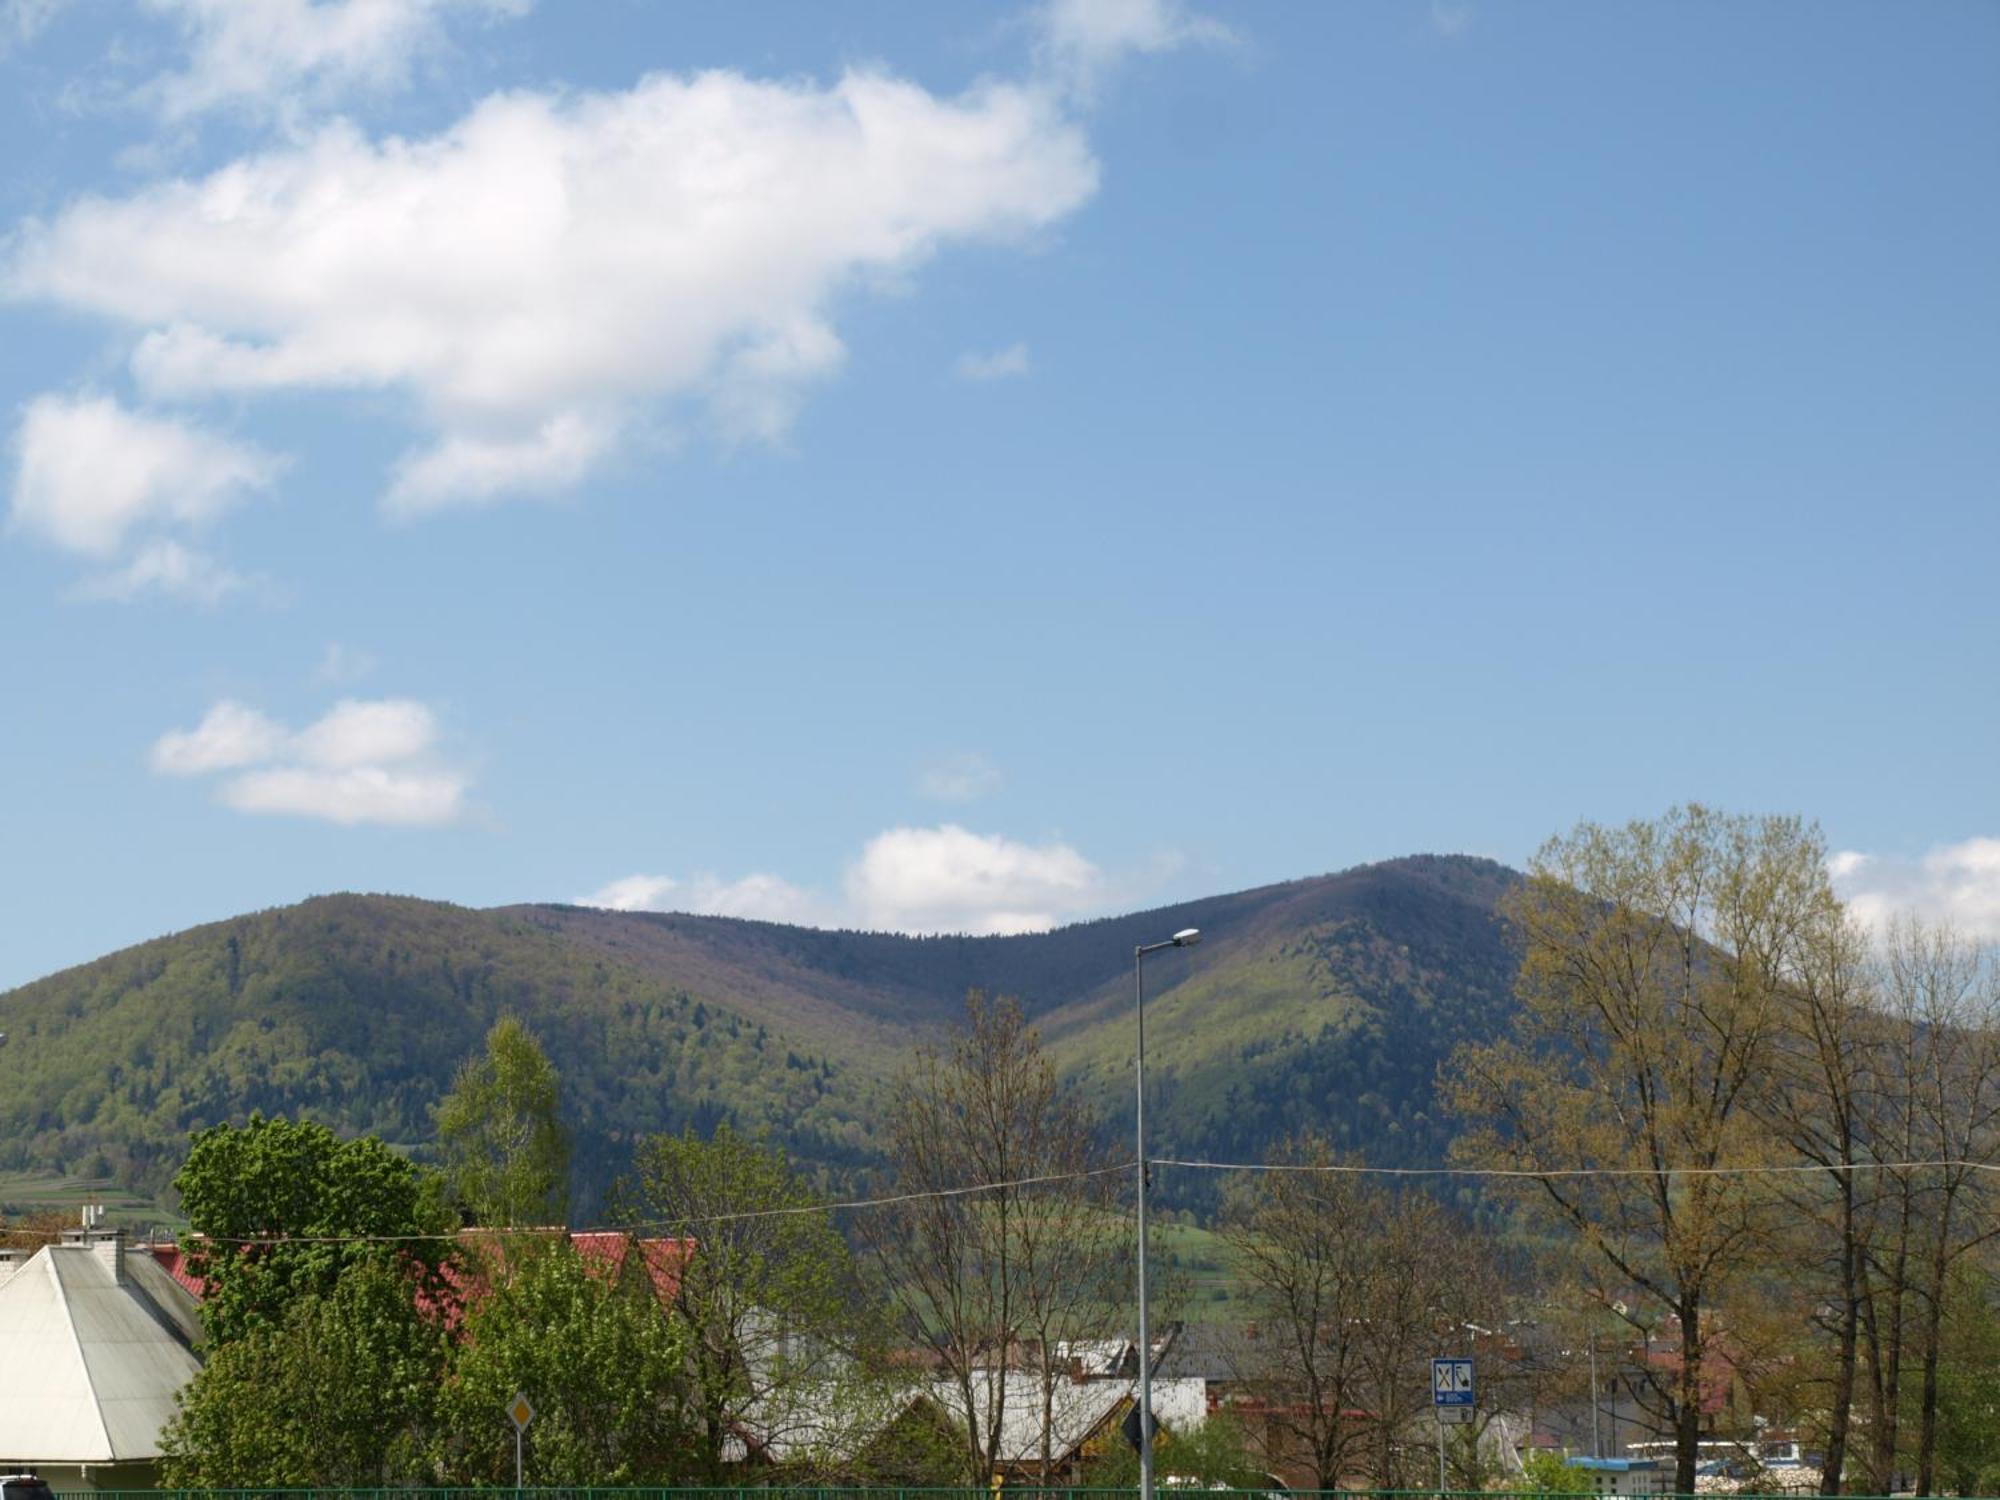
[145,1242,206,1299]
[433,1228,694,1326]
[146,1229,695,1328]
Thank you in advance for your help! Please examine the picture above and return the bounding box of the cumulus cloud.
[8,68,1098,511]
[67,538,256,605]
[1036,0,1233,98]
[846,824,1101,934]
[219,764,467,825]
[149,695,468,826]
[1831,840,2000,942]
[580,824,1110,936]
[954,343,1031,381]
[578,871,829,926]
[139,0,529,121]
[9,392,281,557]
[291,696,436,768]
[918,751,1005,802]
[150,699,289,774]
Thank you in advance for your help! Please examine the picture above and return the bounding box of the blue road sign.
[1432,1357,1474,1408]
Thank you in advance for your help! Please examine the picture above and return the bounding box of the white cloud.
[1036,0,1233,98]
[384,411,614,516]
[291,696,437,768]
[954,343,1031,382]
[1831,839,2000,942]
[9,392,280,557]
[583,874,681,912]
[1429,2,1474,40]
[150,699,289,774]
[2,0,68,50]
[581,824,1110,936]
[149,694,467,826]
[579,871,828,926]
[9,68,1098,511]
[139,0,529,121]
[67,538,254,605]
[220,764,465,826]
[846,824,1102,935]
[315,641,376,684]
[918,751,1005,802]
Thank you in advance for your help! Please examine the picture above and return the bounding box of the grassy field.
[1149,1217,1248,1322]
[0,1170,182,1232]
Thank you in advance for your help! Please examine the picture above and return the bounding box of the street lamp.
[1134,926,1199,1500]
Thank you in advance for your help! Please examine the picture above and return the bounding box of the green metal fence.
[42,1489,1952,1500]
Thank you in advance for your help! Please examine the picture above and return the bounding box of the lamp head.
[1172,928,1201,947]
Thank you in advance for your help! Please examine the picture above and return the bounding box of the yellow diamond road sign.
[509,1393,534,1432]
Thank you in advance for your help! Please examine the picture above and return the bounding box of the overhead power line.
[13,1154,1995,1249]
[1152,1155,2000,1181]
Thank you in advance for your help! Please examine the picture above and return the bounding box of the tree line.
[1445,806,2000,1497]
[66,804,2000,1492]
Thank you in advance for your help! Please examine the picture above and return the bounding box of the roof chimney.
[64,1207,125,1284]
[92,1227,127,1285]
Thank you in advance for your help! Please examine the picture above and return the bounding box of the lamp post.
[1134,926,1200,1500]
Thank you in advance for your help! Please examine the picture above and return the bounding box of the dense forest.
[0,855,1522,1213]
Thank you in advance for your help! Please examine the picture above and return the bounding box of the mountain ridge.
[0,855,1521,1215]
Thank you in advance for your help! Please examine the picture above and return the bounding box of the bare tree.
[867,992,1127,1486]
[1752,909,1879,1493]
[1221,1136,1500,1490]
[1879,920,2000,1495]
[1220,1140,1381,1490]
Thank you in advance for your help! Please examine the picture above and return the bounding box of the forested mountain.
[0,855,1521,1215]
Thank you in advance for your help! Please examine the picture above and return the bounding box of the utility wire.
[1152,1155,2000,1180]
[14,1154,1995,1249]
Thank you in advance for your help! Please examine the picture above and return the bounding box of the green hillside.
[1049,855,1519,1210]
[0,855,1520,1217]
[0,895,877,1214]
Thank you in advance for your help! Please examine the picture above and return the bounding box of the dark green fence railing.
[42,1489,1947,1500]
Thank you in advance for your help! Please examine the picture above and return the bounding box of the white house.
[0,1228,203,1491]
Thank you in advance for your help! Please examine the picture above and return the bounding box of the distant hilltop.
[0,854,1520,1216]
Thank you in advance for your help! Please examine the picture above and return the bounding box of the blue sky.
[3,0,1997,988]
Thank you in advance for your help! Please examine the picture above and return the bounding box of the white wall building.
[0,1229,203,1491]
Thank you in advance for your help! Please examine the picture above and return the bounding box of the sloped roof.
[431,1229,694,1327]
[151,1229,694,1329]
[954,1371,1210,1467]
[0,1246,203,1464]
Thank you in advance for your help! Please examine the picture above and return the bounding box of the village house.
[0,1225,202,1492]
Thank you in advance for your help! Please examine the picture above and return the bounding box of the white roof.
[0,1246,203,1464]
[731,1371,1209,1469]
[954,1372,1209,1465]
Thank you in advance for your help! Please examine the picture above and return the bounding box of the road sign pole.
[507,1390,534,1496]
[1438,1412,1447,1495]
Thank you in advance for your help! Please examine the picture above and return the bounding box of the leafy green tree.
[1519,1448,1588,1494]
[435,1017,570,1227]
[160,1258,447,1487]
[174,1113,454,1345]
[621,1123,875,1481]
[1078,1409,1266,1489]
[1932,1264,2000,1497]
[434,1238,694,1485]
